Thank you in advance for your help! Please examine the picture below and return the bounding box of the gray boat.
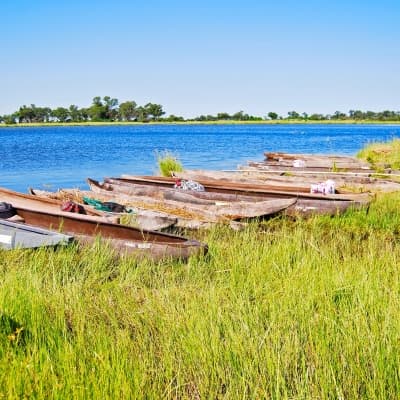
[0,220,73,250]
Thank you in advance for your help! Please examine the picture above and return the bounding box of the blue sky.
[1,0,399,117]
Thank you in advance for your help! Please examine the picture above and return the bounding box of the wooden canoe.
[173,170,400,194]
[265,152,365,162]
[247,161,377,174]
[0,187,114,220]
[264,152,372,170]
[88,178,298,221]
[0,188,207,261]
[248,162,377,174]
[49,186,245,231]
[116,175,369,202]
[29,188,178,231]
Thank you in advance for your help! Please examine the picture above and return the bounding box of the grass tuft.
[155,150,184,177]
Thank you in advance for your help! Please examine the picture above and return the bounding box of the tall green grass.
[1,194,400,398]
[357,138,400,170]
[156,150,184,177]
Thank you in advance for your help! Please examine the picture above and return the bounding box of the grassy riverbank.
[2,119,400,128]
[1,192,400,398]
[358,139,400,170]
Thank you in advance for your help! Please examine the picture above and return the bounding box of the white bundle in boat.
[310,179,336,194]
[174,179,205,192]
[293,159,306,168]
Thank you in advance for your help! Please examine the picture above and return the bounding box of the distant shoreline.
[2,119,400,128]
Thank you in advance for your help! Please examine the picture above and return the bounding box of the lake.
[1,124,400,192]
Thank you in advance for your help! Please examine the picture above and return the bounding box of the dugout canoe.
[263,152,373,170]
[43,185,244,230]
[29,188,178,231]
[174,170,400,194]
[0,187,112,219]
[87,178,298,221]
[246,161,378,174]
[115,175,369,202]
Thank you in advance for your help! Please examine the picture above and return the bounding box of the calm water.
[1,124,400,192]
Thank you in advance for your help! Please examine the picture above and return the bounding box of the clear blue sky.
[1,0,399,117]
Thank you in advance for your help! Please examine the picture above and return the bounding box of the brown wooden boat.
[0,186,108,217]
[29,188,178,231]
[246,161,378,174]
[116,175,368,202]
[264,152,373,170]
[59,184,240,230]
[0,188,207,260]
[87,178,298,221]
[173,169,400,194]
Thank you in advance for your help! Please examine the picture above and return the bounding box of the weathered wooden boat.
[0,219,73,250]
[264,152,373,170]
[29,188,178,231]
[246,160,377,173]
[91,177,370,217]
[3,206,206,260]
[173,169,400,193]
[60,184,242,230]
[98,178,270,203]
[247,161,377,174]
[0,187,114,220]
[116,175,368,202]
[0,188,207,260]
[87,178,298,221]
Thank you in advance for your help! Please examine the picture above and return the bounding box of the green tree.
[52,107,70,122]
[165,114,184,122]
[268,112,278,120]
[17,104,51,123]
[103,96,119,120]
[118,101,137,121]
[136,106,149,122]
[349,110,364,120]
[87,97,108,121]
[144,103,165,121]
[217,112,231,120]
[68,105,82,122]
[233,110,255,121]
[309,113,325,120]
[2,114,16,124]
[331,111,347,120]
[287,111,300,119]
[17,105,35,123]
[365,111,377,120]
[92,96,102,106]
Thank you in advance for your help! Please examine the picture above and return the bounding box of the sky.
[1,0,399,118]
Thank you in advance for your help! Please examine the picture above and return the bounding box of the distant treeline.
[1,96,400,124]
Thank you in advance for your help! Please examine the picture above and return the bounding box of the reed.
[1,192,399,398]
[156,150,184,177]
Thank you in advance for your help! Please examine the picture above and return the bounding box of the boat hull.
[13,207,206,261]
